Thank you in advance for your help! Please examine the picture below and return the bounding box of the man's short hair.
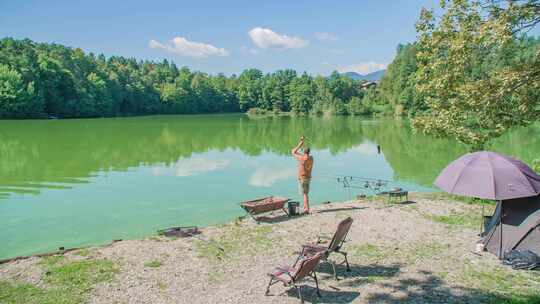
[304,147,310,154]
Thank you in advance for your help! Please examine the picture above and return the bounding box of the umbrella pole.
[480,204,484,235]
[499,200,503,259]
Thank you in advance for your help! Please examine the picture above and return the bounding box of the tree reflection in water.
[0,115,538,198]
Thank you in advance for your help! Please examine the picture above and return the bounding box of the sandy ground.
[1,193,538,303]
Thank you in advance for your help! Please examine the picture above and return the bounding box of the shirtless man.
[291,136,314,214]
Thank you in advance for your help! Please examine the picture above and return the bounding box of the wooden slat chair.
[301,217,353,280]
[265,252,323,303]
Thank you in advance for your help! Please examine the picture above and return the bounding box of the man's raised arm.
[291,137,304,157]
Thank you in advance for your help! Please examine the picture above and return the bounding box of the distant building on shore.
[360,81,377,89]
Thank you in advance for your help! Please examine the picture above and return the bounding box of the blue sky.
[0,0,441,76]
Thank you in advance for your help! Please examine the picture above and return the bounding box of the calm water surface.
[1,115,538,259]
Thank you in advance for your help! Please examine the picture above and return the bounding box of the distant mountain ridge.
[342,70,385,81]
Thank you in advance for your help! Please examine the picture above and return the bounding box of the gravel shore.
[1,193,539,303]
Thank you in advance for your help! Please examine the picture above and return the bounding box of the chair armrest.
[316,235,331,244]
[271,267,295,280]
[301,244,320,250]
[301,244,326,257]
[275,266,290,272]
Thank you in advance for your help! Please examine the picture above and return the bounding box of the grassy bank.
[0,255,117,304]
[1,193,538,303]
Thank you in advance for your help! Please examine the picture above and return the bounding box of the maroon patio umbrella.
[435,151,540,258]
[435,151,540,200]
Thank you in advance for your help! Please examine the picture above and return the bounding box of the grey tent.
[482,195,540,258]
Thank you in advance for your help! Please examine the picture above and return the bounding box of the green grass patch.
[459,262,540,303]
[363,275,387,283]
[0,258,117,304]
[39,255,65,267]
[426,211,480,229]
[73,249,92,257]
[416,192,496,206]
[0,257,120,304]
[195,225,276,262]
[148,235,168,242]
[144,260,162,268]
[406,242,447,263]
[207,270,226,282]
[156,281,168,290]
[490,294,540,304]
[351,243,384,262]
[0,280,79,304]
[44,259,117,291]
[351,241,446,265]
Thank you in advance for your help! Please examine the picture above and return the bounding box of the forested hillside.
[1,31,538,120]
[0,38,375,119]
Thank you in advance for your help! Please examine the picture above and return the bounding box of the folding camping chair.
[265,252,323,303]
[301,217,353,280]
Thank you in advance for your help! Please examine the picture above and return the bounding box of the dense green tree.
[261,69,296,112]
[237,69,263,111]
[347,96,367,115]
[327,71,356,103]
[412,0,540,150]
[376,44,424,116]
[310,76,330,115]
[361,87,382,113]
[289,73,315,113]
[0,64,40,118]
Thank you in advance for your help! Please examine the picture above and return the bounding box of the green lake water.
[1,115,539,259]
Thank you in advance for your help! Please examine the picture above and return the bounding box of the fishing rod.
[300,133,383,154]
[315,173,392,186]
[338,176,392,183]
[314,171,391,180]
[295,135,393,198]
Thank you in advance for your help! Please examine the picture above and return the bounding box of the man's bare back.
[291,137,313,213]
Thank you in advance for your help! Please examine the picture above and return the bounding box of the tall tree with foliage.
[289,72,315,113]
[0,64,40,118]
[377,44,424,116]
[237,69,263,111]
[413,0,540,150]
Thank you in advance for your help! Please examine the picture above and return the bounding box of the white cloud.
[175,157,230,177]
[248,27,309,50]
[149,37,229,58]
[239,45,259,55]
[249,167,296,187]
[151,158,231,177]
[352,141,379,156]
[315,32,338,42]
[336,62,387,75]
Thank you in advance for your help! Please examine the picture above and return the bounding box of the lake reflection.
[0,115,538,259]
